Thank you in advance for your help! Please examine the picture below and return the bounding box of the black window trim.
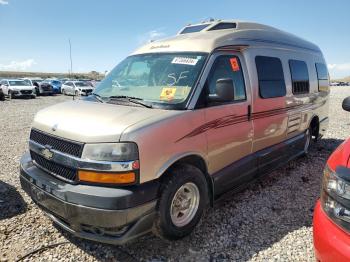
[289,59,310,95]
[255,55,287,99]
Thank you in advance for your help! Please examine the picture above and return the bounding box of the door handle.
[248,105,252,121]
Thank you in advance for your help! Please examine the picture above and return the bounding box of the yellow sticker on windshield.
[160,87,177,101]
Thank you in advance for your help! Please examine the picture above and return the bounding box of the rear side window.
[255,56,286,98]
[315,63,329,92]
[289,60,309,94]
[207,55,246,101]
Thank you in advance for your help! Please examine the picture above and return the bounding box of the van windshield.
[94,53,207,105]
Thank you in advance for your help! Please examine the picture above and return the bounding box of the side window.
[207,55,246,101]
[315,63,329,92]
[255,56,286,99]
[289,60,309,94]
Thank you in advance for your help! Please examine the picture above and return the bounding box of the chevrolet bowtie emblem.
[41,147,54,160]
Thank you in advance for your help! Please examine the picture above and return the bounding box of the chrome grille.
[30,129,84,157]
[30,151,77,182]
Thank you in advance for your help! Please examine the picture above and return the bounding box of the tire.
[8,90,13,100]
[303,127,312,155]
[31,94,36,99]
[153,164,208,240]
[0,93,4,101]
[35,88,40,96]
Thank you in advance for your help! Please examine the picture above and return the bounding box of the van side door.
[252,55,288,174]
[201,52,254,196]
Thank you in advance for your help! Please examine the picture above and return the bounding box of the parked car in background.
[22,78,54,96]
[61,80,94,96]
[42,79,62,94]
[313,96,350,262]
[79,79,94,87]
[20,20,329,244]
[0,79,36,99]
[0,85,5,101]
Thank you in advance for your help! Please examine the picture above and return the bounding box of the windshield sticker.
[172,57,198,66]
[229,57,240,72]
[160,87,177,101]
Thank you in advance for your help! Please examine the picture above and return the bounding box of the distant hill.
[0,71,105,80]
[339,76,350,82]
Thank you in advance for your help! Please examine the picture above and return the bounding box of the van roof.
[132,20,321,55]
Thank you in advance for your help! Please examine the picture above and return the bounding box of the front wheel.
[153,164,208,240]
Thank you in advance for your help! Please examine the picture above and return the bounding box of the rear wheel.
[153,164,208,240]
[304,127,312,155]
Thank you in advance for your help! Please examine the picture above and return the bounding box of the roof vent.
[208,22,237,31]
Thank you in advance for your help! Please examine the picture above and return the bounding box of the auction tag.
[160,87,177,100]
[172,57,198,66]
[229,57,240,72]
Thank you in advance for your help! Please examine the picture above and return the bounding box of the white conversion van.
[20,20,329,244]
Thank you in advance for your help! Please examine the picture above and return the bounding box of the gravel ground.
[0,87,349,262]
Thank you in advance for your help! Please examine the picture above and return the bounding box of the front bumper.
[13,90,34,97]
[20,153,158,245]
[313,200,350,262]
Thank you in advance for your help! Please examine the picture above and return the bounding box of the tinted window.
[289,60,309,94]
[255,56,286,98]
[316,63,329,92]
[207,55,246,101]
[209,23,237,31]
[316,63,329,80]
[180,24,210,34]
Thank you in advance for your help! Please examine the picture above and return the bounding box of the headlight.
[323,165,350,200]
[321,165,350,231]
[82,143,139,162]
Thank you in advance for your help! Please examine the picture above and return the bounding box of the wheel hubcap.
[170,182,200,227]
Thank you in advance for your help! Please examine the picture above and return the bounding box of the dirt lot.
[1,87,349,261]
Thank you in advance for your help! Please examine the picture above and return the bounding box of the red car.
[313,96,350,261]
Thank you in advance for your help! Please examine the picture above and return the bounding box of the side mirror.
[208,78,234,103]
[342,96,350,112]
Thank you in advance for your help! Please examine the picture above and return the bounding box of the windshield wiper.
[90,93,105,103]
[108,96,153,108]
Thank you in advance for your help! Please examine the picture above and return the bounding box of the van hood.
[32,100,169,143]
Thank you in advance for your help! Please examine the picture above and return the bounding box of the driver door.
[203,52,254,195]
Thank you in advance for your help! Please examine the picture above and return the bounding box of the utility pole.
[69,38,73,77]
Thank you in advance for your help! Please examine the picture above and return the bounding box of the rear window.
[180,24,210,34]
[255,56,286,98]
[289,60,310,95]
[316,63,329,92]
[316,63,329,80]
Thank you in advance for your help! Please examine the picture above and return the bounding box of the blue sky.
[0,0,349,79]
